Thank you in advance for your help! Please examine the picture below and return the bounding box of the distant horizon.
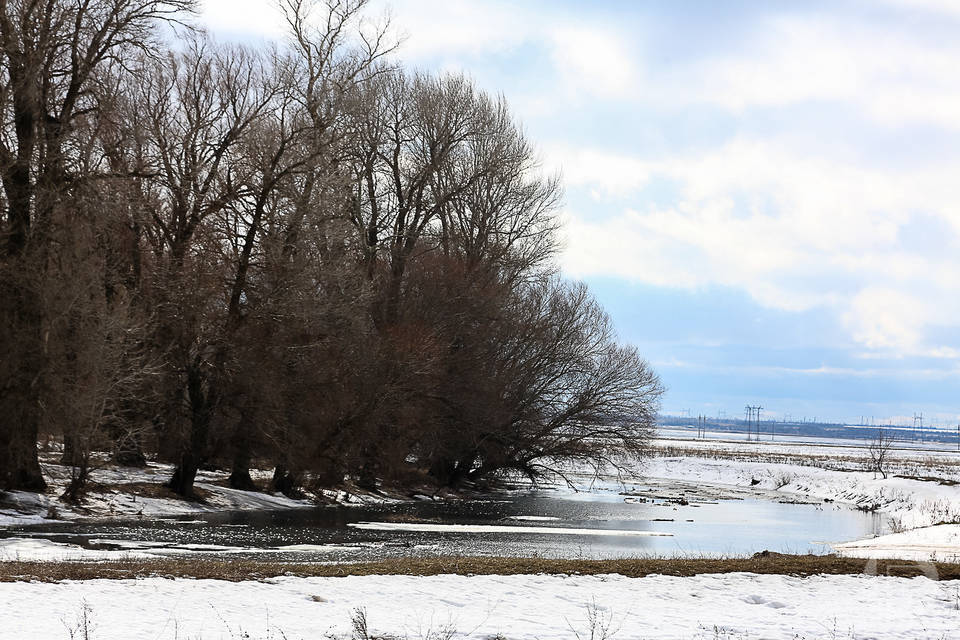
[658,411,960,429]
[201,0,960,423]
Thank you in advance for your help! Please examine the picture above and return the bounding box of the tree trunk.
[228,421,258,491]
[0,277,47,492]
[61,432,77,465]
[270,464,302,498]
[61,452,89,504]
[428,458,456,486]
[428,453,476,487]
[167,364,213,498]
[167,455,199,497]
[357,452,379,491]
[381,261,404,328]
[0,422,45,491]
[450,453,477,487]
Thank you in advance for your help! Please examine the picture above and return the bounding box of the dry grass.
[100,481,214,503]
[2,553,959,583]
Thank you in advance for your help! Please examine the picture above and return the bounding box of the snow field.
[638,455,960,530]
[2,572,957,640]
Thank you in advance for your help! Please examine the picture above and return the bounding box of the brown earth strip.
[1,553,958,582]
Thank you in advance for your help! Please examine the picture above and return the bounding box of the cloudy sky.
[201,0,960,425]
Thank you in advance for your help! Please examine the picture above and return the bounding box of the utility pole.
[743,405,763,441]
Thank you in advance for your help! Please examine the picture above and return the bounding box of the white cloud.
[362,0,640,102]
[371,0,533,59]
[653,15,960,131]
[543,146,650,199]
[656,360,960,380]
[199,0,286,39]
[842,288,930,351]
[197,1,960,361]
[560,137,960,355]
[548,27,638,99]
[875,0,960,17]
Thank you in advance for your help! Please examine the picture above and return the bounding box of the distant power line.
[744,404,763,441]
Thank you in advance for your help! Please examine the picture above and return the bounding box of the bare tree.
[127,37,274,496]
[436,95,562,284]
[436,276,663,486]
[404,252,662,488]
[0,0,196,491]
[215,0,394,491]
[350,71,499,326]
[868,428,895,479]
[0,0,664,502]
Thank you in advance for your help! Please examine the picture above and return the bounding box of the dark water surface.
[1,480,887,561]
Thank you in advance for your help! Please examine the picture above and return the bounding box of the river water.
[0,479,886,562]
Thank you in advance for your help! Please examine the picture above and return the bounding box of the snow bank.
[348,522,673,536]
[0,537,368,561]
[0,459,403,528]
[0,491,57,527]
[835,524,960,563]
[640,455,960,529]
[1,572,957,639]
[0,538,154,562]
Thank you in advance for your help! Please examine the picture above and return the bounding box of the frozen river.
[0,479,887,561]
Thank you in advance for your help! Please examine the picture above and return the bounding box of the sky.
[199,0,960,426]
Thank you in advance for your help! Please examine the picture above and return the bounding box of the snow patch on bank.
[0,458,412,528]
[835,524,960,562]
[0,538,154,562]
[0,536,370,561]
[348,522,673,537]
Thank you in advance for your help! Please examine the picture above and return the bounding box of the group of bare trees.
[0,0,663,501]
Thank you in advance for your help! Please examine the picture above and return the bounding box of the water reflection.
[0,480,887,561]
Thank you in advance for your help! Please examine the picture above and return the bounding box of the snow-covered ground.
[2,572,956,640]
[834,525,960,563]
[639,455,960,530]
[657,426,960,454]
[0,457,401,528]
[347,521,674,536]
[643,438,960,560]
[652,431,960,476]
[0,536,370,562]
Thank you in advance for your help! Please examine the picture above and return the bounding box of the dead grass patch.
[2,553,959,583]
[95,482,213,504]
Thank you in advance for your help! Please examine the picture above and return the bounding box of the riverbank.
[641,446,960,530]
[2,553,960,581]
[634,436,960,562]
[6,433,960,563]
[2,567,957,639]
[0,453,449,528]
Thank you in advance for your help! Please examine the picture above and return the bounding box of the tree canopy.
[0,0,663,500]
